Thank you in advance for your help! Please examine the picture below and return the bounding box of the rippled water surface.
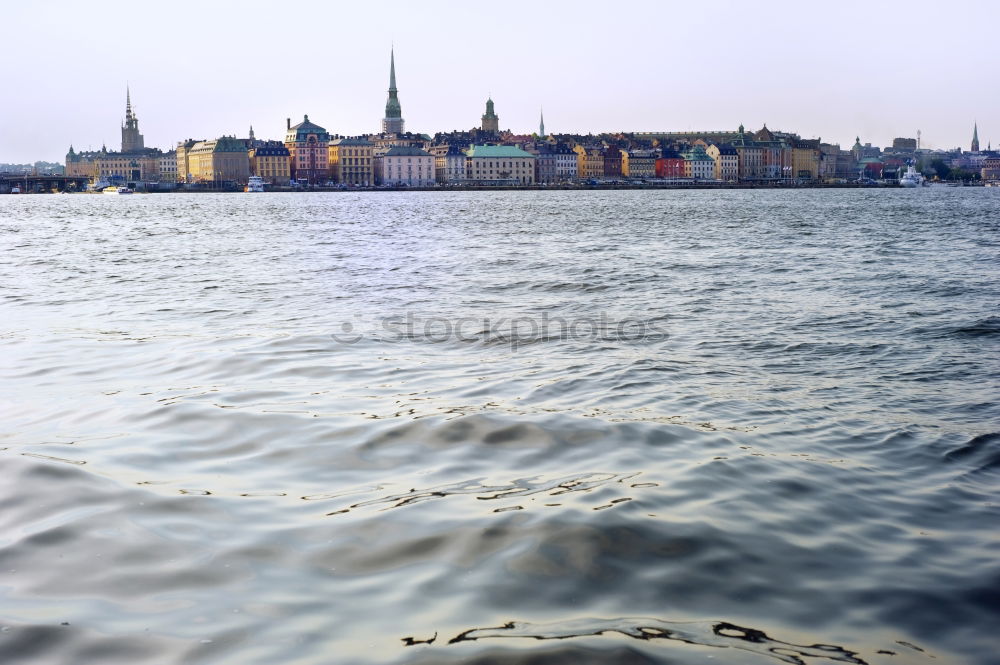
[1,189,998,664]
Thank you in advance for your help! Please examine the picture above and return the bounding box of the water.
[1,189,998,665]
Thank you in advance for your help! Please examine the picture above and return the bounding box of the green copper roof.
[465,145,534,158]
[213,136,248,153]
[385,49,402,119]
[483,98,497,119]
[286,115,330,142]
[384,146,430,157]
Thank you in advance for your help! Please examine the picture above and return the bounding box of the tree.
[929,158,951,180]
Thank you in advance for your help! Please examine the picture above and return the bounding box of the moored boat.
[103,186,134,195]
[245,176,265,193]
[899,164,924,188]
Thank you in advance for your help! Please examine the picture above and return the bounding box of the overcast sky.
[1,0,996,162]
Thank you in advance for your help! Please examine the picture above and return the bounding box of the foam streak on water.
[0,190,998,664]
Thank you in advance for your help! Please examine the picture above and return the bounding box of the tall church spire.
[389,48,397,92]
[539,108,545,137]
[381,48,404,134]
[971,122,980,152]
[121,85,144,153]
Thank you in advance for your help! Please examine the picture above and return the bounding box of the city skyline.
[1,0,997,163]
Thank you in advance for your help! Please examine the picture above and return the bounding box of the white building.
[377,146,434,186]
[682,146,715,180]
[706,144,738,182]
[431,144,467,183]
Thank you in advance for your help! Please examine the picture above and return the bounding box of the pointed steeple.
[971,122,980,152]
[120,85,144,153]
[539,108,545,137]
[381,48,404,133]
[389,47,397,93]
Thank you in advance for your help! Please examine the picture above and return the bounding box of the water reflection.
[425,617,882,664]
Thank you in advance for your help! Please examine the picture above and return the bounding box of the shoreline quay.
[130,182,902,194]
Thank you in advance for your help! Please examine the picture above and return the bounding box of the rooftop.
[465,145,534,158]
[384,146,431,157]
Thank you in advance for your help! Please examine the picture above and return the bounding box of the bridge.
[0,174,91,193]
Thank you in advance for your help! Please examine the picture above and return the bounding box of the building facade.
[791,139,821,180]
[574,145,604,180]
[530,142,577,182]
[158,150,177,183]
[656,149,686,178]
[731,125,766,180]
[65,146,102,178]
[186,137,250,185]
[328,137,373,186]
[981,154,1000,181]
[622,149,657,179]
[706,144,739,181]
[377,146,434,186]
[249,141,291,185]
[96,151,162,183]
[285,115,330,184]
[602,146,623,178]
[682,145,715,179]
[429,144,467,183]
[466,145,535,185]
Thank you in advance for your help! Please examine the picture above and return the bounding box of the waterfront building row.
[63,69,994,187]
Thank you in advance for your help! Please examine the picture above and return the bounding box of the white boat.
[9,186,20,194]
[102,186,134,195]
[245,176,265,192]
[899,164,924,188]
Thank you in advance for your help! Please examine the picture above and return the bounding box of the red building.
[603,146,622,178]
[656,149,685,178]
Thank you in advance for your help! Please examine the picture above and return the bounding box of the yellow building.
[465,145,535,185]
[791,141,821,180]
[186,136,250,185]
[573,145,603,180]
[249,141,291,185]
[96,151,161,182]
[328,137,373,186]
[622,150,657,179]
[65,146,101,178]
[175,139,201,183]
